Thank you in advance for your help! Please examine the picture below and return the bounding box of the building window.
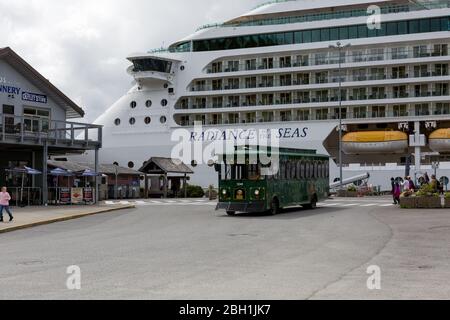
[161,99,168,107]
[114,118,121,126]
[144,117,151,124]
[129,118,136,125]
[130,101,137,109]
[160,116,167,124]
[146,100,152,108]
[128,161,134,169]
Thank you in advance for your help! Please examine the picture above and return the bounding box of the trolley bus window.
[221,164,265,181]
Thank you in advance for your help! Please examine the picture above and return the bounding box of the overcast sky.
[0,0,262,122]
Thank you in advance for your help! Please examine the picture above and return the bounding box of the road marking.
[360,203,378,207]
[342,203,359,207]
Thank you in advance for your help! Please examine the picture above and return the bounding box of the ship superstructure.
[93,0,450,189]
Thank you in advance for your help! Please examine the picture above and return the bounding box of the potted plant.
[400,192,416,209]
[445,193,450,208]
[346,185,358,198]
[415,184,442,209]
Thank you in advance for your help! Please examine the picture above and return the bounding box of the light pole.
[114,163,119,200]
[329,42,351,190]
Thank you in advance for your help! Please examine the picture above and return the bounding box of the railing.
[189,72,450,92]
[175,109,450,127]
[176,92,450,110]
[0,113,102,149]
[6,187,42,207]
[206,48,450,74]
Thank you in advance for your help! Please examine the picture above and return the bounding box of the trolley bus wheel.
[270,198,280,215]
[226,211,236,216]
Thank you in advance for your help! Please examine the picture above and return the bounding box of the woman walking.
[0,187,14,222]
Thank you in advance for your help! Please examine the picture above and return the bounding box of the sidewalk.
[0,204,135,234]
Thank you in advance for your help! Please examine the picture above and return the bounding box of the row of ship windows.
[175,103,450,125]
[193,17,450,52]
[119,160,204,169]
[130,99,168,109]
[114,116,167,126]
[192,64,450,91]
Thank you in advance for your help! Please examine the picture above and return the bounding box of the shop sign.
[83,188,94,203]
[22,91,47,104]
[71,188,84,204]
[60,188,71,204]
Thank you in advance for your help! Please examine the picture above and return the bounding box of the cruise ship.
[90,0,450,190]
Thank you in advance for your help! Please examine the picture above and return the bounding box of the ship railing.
[205,48,450,74]
[175,108,450,127]
[228,1,449,28]
[189,72,450,92]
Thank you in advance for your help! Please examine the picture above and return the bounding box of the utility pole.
[329,42,351,190]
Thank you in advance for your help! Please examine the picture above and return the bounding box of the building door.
[23,107,50,133]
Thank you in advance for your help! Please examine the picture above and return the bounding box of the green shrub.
[186,185,205,198]
[445,192,450,199]
[416,184,439,197]
[347,185,357,192]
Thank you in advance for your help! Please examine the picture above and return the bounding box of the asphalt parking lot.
[0,197,448,300]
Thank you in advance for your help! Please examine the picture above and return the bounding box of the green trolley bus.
[215,147,330,215]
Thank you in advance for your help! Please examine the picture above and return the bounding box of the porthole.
[161,99,168,107]
[191,160,198,168]
[129,117,136,125]
[164,83,169,89]
[145,100,152,108]
[180,66,185,71]
[145,117,151,124]
[130,101,137,109]
[128,161,134,169]
[114,118,121,126]
[160,116,167,124]
[207,159,215,167]
[113,162,119,166]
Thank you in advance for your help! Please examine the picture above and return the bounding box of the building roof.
[139,157,194,174]
[48,160,143,176]
[0,47,84,118]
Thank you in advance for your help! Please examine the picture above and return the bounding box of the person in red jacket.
[0,186,14,222]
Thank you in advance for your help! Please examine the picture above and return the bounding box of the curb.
[0,205,136,235]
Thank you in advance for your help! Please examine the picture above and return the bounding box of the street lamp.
[329,42,351,190]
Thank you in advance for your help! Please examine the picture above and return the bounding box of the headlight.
[222,189,227,195]
[254,189,260,196]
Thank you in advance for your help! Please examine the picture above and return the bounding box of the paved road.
[0,198,448,299]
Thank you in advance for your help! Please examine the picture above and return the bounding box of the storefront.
[0,47,102,205]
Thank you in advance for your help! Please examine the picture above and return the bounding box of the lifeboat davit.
[429,128,450,153]
[342,131,408,154]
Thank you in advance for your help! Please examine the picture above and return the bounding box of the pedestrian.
[393,181,401,205]
[402,177,410,192]
[0,186,14,222]
[409,177,416,192]
[424,172,430,184]
[430,175,439,193]
[391,178,397,204]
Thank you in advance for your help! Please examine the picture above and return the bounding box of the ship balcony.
[174,93,450,114]
[0,113,102,151]
[187,75,450,95]
[204,48,450,76]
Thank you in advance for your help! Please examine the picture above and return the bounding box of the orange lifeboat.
[342,131,408,154]
[429,129,450,153]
